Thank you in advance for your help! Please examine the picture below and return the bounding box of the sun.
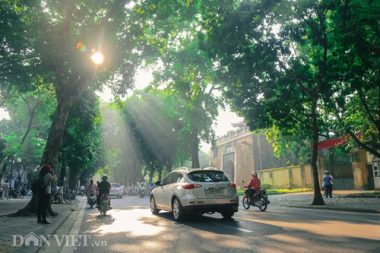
[91,51,104,65]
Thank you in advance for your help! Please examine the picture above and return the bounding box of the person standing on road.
[2,181,9,200]
[323,171,334,198]
[244,171,261,202]
[37,164,56,224]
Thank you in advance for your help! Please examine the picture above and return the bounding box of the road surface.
[51,195,380,253]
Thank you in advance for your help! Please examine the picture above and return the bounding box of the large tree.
[152,40,220,168]
[2,0,146,215]
[202,0,379,204]
[123,89,187,180]
[324,0,379,158]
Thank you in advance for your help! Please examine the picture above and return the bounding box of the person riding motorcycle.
[86,180,97,196]
[244,171,261,202]
[137,178,147,198]
[86,179,97,207]
[97,175,111,209]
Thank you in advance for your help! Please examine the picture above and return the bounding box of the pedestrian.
[322,170,333,198]
[37,164,56,224]
[20,184,27,199]
[2,181,9,200]
[95,180,100,207]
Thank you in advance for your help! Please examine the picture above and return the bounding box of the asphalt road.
[56,195,380,253]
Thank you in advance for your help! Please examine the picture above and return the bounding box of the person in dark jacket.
[37,164,56,224]
[97,175,111,209]
[323,171,334,198]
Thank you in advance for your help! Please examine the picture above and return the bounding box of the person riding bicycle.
[244,171,261,203]
[97,175,111,209]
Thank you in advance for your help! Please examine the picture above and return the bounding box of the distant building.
[210,121,298,188]
[210,122,378,190]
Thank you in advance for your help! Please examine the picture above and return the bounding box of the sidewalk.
[269,190,380,213]
[0,197,31,216]
[0,198,84,253]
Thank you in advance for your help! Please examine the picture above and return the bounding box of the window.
[161,175,171,185]
[162,173,183,185]
[188,171,229,182]
[225,144,233,154]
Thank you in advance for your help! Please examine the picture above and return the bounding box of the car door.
[154,174,172,210]
[162,172,182,209]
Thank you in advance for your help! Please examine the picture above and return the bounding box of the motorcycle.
[138,188,146,198]
[52,186,64,204]
[87,193,96,208]
[242,187,270,212]
[99,193,109,216]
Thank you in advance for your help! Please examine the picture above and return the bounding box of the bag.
[321,181,325,189]
[31,177,46,195]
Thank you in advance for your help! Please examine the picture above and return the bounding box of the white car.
[149,168,239,221]
[110,183,124,199]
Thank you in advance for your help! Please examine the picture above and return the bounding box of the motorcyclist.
[86,180,97,207]
[244,171,261,202]
[86,180,96,197]
[137,177,147,198]
[97,175,111,209]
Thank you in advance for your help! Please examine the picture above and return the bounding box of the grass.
[237,187,312,196]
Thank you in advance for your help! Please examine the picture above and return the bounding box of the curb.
[10,199,83,253]
[279,204,380,214]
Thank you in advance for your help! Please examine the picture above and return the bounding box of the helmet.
[102,175,108,181]
[251,171,257,177]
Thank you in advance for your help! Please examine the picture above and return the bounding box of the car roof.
[172,167,221,174]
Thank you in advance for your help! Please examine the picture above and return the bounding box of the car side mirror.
[155,181,161,186]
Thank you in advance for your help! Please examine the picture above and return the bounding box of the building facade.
[210,122,300,189]
[210,122,378,190]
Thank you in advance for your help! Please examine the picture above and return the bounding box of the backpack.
[31,176,46,195]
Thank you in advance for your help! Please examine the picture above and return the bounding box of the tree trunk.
[148,167,154,183]
[311,98,325,205]
[14,98,73,216]
[158,165,163,181]
[41,99,72,166]
[69,169,78,191]
[191,130,200,168]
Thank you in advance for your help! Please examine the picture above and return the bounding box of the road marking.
[60,199,86,253]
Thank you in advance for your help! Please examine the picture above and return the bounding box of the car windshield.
[188,171,229,182]
[111,183,120,188]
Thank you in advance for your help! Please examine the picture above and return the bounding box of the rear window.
[188,171,229,182]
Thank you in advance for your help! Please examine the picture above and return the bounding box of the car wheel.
[221,210,235,219]
[172,197,185,221]
[150,196,160,215]
[242,195,250,209]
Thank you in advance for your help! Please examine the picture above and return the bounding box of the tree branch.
[357,87,380,134]
[335,109,380,158]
